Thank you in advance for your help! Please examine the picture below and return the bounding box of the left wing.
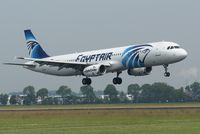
[3,63,36,67]
[16,57,111,71]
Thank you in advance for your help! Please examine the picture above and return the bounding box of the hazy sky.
[0,0,199,93]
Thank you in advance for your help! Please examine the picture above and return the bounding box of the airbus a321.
[4,30,188,85]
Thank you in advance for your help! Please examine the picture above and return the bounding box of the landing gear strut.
[82,77,92,85]
[163,64,170,77]
[113,72,122,85]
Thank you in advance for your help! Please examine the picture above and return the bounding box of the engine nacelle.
[127,67,152,76]
[83,64,106,77]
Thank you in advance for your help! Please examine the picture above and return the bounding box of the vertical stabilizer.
[24,30,49,59]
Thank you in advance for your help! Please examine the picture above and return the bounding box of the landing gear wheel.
[82,78,87,85]
[113,77,122,85]
[87,78,92,85]
[164,72,170,77]
[113,78,118,85]
[117,77,122,84]
[113,72,122,85]
[82,78,92,85]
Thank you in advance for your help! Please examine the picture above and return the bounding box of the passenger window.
[167,46,170,50]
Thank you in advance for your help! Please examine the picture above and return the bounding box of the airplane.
[4,30,188,85]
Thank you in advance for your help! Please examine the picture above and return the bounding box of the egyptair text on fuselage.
[76,52,113,62]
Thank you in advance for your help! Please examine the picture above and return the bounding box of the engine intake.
[83,64,106,77]
[128,67,152,76]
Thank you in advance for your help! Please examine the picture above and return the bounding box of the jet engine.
[83,64,106,77]
[127,67,152,76]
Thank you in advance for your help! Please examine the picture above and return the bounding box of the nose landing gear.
[163,64,170,77]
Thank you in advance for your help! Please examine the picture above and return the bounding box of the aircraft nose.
[178,49,188,60]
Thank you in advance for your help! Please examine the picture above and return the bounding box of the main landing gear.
[82,77,92,85]
[163,64,170,77]
[113,72,122,85]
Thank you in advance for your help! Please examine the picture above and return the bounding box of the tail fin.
[24,30,49,59]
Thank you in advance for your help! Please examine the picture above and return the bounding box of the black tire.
[113,78,118,85]
[167,72,170,77]
[164,72,170,77]
[82,78,87,85]
[117,77,122,84]
[113,77,122,84]
[87,78,92,85]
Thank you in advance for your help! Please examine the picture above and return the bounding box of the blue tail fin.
[24,30,49,59]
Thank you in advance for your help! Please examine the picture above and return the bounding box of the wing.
[15,57,111,71]
[3,63,36,67]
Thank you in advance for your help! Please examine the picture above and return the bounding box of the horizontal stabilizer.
[15,56,34,60]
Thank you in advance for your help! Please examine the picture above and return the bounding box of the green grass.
[1,102,200,110]
[0,103,200,134]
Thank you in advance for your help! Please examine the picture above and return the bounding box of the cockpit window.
[167,46,180,50]
[174,46,180,49]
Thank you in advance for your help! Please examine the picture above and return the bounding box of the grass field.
[0,103,200,134]
[1,102,200,110]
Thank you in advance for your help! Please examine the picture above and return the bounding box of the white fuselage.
[25,41,187,76]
